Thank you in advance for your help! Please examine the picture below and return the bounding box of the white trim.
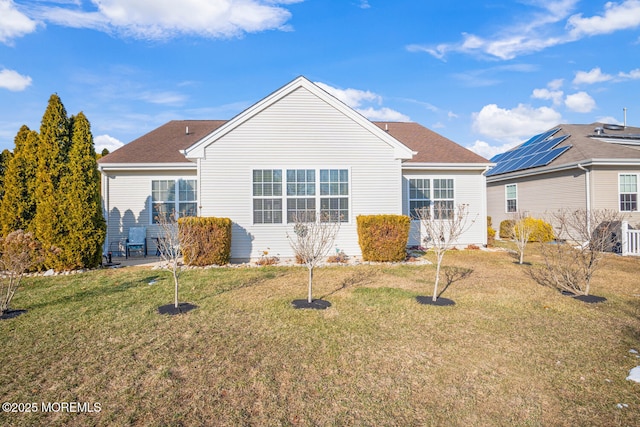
[618,173,639,213]
[99,162,196,172]
[505,184,518,213]
[149,178,198,224]
[406,177,456,220]
[183,76,415,161]
[403,163,494,171]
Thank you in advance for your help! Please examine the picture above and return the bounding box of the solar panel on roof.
[486,128,570,177]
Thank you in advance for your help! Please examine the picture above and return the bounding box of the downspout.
[100,168,110,255]
[577,164,591,232]
[481,165,491,245]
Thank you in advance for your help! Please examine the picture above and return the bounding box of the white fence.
[621,221,640,256]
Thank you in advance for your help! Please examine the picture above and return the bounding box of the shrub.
[178,217,232,266]
[500,219,515,239]
[357,215,411,262]
[519,217,555,242]
[487,216,496,246]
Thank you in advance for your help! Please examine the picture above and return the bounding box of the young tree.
[34,94,71,269]
[155,209,196,310]
[512,212,535,265]
[287,213,341,305]
[0,126,39,236]
[0,230,45,317]
[415,203,475,302]
[58,112,106,269]
[533,208,624,296]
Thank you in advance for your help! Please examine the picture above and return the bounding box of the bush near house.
[520,217,555,242]
[500,219,515,239]
[179,217,232,266]
[357,214,411,262]
[487,216,496,246]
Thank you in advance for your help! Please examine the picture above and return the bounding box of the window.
[320,169,349,222]
[252,168,349,224]
[505,184,517,213]
[152,179,197,223]
[408,178,454,219]
[620,174,638,212]
[287,169,316,222]
[253,169,282,224]
[409,179,430,219]
[433,179,454,219]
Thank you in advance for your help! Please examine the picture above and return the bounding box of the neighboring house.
[486,123,640,231]
[98,76,491,261]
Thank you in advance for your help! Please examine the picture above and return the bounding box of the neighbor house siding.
[102,169,197,255]
[198,86,403,260]
[592,166,640,225]
[403,169,487,246]
[487,169,586,229]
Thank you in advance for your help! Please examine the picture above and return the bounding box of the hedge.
[178,217,232,266]
[357,214,411,262]
[499,219,515,239]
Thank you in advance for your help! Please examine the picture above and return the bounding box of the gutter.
[402,162,494,171]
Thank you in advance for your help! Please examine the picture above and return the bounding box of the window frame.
[407,177,455,220]
[151,178,198,224]
[619,173,638,212]
[505,184,518,213]
[252,169,283,224]
[252,168,350,225]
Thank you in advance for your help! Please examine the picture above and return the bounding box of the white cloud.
[596,116,623,125]
[573,67,613,85]
[0,0,38,45]
[315,82,410,122]
[472,103,562,143]
[29,0,301,40]
[408,0,640,61]
[94,134,124,153]
[466,140,518,160]
[548,78,564,90]
[568,0,640,38]
[0,68,32,91]
[618,68,640,79]
[564,91,596,113]
[532,88,564,106]
[137,91,187,106]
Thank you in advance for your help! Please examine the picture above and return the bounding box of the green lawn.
[1,247,639,426]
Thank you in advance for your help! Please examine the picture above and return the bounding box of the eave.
[98,162,197,173]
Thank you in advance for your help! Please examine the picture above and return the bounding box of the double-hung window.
[409,179,431,219]
[152,179,197,223]
[320,169,349,222]
[433,179,454,219]
[408,178,454,219]
[253,169,283,224]
[619,174,638,212]
[252,168,349,224]
[505,184,517,213]
[287,169,316,222]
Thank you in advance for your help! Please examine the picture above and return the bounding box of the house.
[98,77,491,261]
[486,122,640,231]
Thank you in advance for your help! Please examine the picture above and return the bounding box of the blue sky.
[1,0,640,159]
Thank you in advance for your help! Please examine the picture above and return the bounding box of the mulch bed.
[0,309,27,320]
[291,299,332,310]
[415,296,456,306]
[157,303,198,315]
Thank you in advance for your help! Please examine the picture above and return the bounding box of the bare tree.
[0,230,45,317]
[154,209,195,309]
[512,212,535,265]
[286,213,341,304]
[415,203,476,302]
[533,208,624,296]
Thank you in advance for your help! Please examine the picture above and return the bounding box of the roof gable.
[182,76,415,161]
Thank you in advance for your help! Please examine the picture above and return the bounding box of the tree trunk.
[432,253,443,302]
[173,264,179,308]
[308,267,313,303]
[519,251,524,265]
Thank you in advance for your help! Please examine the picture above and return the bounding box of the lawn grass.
[1,246,639,426]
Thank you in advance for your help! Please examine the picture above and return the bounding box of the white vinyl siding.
[199,86,403,260]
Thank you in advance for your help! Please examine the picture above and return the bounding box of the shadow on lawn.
[25,275,162,311]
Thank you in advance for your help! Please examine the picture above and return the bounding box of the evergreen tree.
[58,112,106,269]
[34,94,71,269]
[0,148,13,201]
[0,126,38,236]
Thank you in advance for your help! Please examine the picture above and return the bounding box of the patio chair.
[126,226,147,258]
